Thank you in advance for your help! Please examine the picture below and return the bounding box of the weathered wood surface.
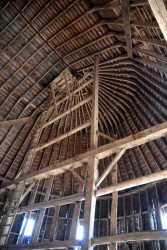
[1,121,167,193]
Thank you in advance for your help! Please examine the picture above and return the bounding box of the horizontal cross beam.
[1,121,167,193]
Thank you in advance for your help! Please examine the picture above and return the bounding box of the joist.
[42,96,92,129]
[1,120,167,192]
[35,121,91,152]
[96,149,125,187]
[0,117,30,127]
[121,0,133,58]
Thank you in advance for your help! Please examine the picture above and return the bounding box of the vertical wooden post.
[69,168,86,246]
[82,56,99,250]
[32,176,54,243]
[110,164,118,250]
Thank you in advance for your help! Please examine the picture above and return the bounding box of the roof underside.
[1,0,167,193]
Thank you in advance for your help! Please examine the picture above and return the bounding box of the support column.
[82,56,99,250]
[110,165,118,250]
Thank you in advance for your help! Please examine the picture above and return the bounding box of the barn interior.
[1,0,167,249]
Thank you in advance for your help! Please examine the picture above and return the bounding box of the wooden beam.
[132,36,167,48]
[32,176,54,243]
[110,165,118,250]
[50,82,58,115]
[96,149,125,187]
[69,168,86,246]
[92,231,167,245]
[148,0,167,42]
[2,240,80,249]
[19,182,35,204]
[82,56,100,250]
[121,0,133,58]
[19,193,84,213]
[35,121,91,152]
[98,131,115,142]
[49,206,60,241]
[42,96,92,129]
[96,169,167,197]
[134,58,167,73]
[0,117,30,127]
[1,121,167,192]
[70,169,85,183]
[134,48,167,64]
[64,71,72,102]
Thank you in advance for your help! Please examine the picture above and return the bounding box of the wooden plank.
[0,117,30,127]
[92,231,167,245]
[121,0,133,58]
[148,0,167,42]
[82,56,99,250]
[42,96,92,129]
[35,121,91,152]
[96,169,167,197]
[96,149,125,187]
[1,121,167,192]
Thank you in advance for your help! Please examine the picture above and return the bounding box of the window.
[19,217,35,237]
[76,224,84,240]
[160,207,167,229]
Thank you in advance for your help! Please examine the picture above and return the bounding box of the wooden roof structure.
[1,0,167,249]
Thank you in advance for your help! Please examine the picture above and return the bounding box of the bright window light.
[161,210,167,229]
[20,217,35,237]
[76,224,84,240]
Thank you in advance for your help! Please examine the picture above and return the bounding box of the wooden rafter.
[0,117,30,127]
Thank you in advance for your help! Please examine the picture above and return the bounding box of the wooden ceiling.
[1,0,167,193]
